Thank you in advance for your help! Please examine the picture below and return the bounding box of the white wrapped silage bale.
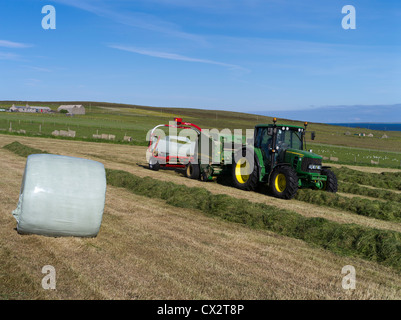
[12,154,106,237]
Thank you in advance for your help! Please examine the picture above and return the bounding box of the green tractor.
[232,118,338,199]
[147,117,338,200]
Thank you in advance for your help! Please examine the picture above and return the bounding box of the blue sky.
[0,0,400,120]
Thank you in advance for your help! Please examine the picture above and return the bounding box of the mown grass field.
[1,134,401,300]
[1,102,401,299]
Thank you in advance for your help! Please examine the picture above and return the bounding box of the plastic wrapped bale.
[12,154,107,237]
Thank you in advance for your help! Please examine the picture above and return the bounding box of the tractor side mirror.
[311,132,315,140]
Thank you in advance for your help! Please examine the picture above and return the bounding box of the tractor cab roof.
[255,124,305,130]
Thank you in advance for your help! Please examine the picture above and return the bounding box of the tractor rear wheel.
[322,168,338,193]
[185,162,200,179]
[232,151,259,191]
[269,166,298,199]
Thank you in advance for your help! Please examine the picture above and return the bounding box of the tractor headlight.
[308,164,322,170]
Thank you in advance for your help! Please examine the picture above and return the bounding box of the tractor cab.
[255,119,307,169]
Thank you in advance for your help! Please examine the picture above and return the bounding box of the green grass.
[311,143,401,169]
[331,167,401,191]
[339,182,401,203]
[294,166,401,221]
[2,100,401,171]
[3,141,48,157]
[295,189,401,222]
[0,112,149,146]
[105,168,401,272]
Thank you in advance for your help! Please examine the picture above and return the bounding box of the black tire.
[185,162,200,179]
[149,157,160,171]
[269,166,299,199]
[322,168,338,193]
[232,150,259,191]
[200,171,209,182]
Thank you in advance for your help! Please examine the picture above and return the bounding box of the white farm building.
[10,104,51,113]
[58,105,86,115]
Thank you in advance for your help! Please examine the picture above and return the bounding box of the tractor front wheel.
[322,168,338,193]
[269,166,298,199]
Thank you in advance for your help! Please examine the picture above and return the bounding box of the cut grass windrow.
[338,182,401,203]
[331,167,401,191]
[295,189,401,222]
[106,168,401,273]
[3,141,48,157]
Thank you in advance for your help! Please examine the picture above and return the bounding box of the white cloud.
[24,78,42,87]
[22,65,52,72]
[108,44,249,71]
[52,0,206,44]
[0,40,32,48]
[0,52,20,60]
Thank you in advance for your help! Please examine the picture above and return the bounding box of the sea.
[328,123,401,132]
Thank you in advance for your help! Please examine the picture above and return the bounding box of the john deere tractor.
[232,118,338,199]
[147,117,338,200]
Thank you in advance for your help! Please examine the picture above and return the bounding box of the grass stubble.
[1,138,401,299]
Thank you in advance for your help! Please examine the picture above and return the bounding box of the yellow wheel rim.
[235,158,250,184]
[186,165,192,176]
[275,173,287,193]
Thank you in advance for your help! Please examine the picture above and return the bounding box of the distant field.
[331,123,401,132]
[1,100,401,167]
[310,143,401,168]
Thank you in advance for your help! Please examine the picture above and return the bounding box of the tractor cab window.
[276,127,303,151]
[256,128,273,150]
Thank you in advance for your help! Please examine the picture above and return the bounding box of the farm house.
[58,104,86,115]
[9,104,51,113]
[29,106,51,113]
